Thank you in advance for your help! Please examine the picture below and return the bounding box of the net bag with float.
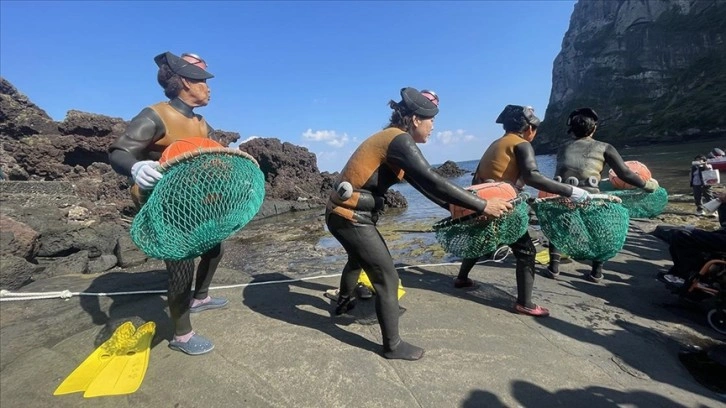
[606,161,667,218]
[432,182,530,259]
[607,187,668,218]
[531,195,629,262]
[130,137,266,261]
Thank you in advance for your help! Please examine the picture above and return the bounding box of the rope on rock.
[0,246,512,302]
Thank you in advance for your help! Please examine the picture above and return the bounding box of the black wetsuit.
[549,137,646,278]
[669,204,726,279]
[326,127,488,359]
[108,97,223,336]
[458,133,573,309]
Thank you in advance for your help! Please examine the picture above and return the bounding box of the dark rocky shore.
[0,77,471,291]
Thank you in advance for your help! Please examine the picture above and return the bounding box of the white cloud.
[434,129,476,145]
[314,151,344,173]
[241,136,261,143]
[229,135,260,148]
[302,129,349,148]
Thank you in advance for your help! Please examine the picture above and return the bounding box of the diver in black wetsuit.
[454,105,591,317]
[326,88,513,360]
[543,107,659,283]
[108,52,227,355]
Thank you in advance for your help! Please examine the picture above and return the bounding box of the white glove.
[131,160,163,190]
[569,186,590,203]
[643,178,659,193]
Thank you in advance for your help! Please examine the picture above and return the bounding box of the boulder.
[384,190,408,209]
[88,254,118,273]
[35,250,90,278]
[114,235,147,268]
[0,77,58,138]
[214,130,241,147]
[435,160,468,178]
[58,110,126,138]
[34,222,123,258]
[238,138,331,202]
[0,215,39,260]
[0,255,43,290]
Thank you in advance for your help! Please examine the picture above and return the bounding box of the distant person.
[454,105,591,317]
[108,51,226,356]
[543,107,658,283]
[690,154,715,216]
[326,87,512,360]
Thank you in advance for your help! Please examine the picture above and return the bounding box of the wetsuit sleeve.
[603,144,646,188]
[108,108,165,177]
[514,141,572,196]
[388,133,486,212]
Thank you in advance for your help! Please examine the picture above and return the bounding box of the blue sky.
[0,0,576,172]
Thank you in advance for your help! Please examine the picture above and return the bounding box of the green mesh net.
[433,201,530,259]
[598,179,615,191]
[606,187,668,218]
[131,149,266,261]
[532,197,630,262]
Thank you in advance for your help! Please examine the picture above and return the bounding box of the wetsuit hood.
[400,87,439,118]
[154,51,214,80]
[567,107,598,126]
[496,105,540,128]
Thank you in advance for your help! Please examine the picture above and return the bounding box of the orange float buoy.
[160,137,223,164]
[449,182,517,220]
[609,160,651,190]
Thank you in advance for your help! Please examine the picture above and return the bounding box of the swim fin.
[83,321,155,397]
[357,270,406,300]
[535,249,550,265]
[53,321,156,398]
[535,249,570,265]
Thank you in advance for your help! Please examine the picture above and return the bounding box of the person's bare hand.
[482,197,513,218]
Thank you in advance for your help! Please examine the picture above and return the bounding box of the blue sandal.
[190,297,229,313]
[168,333,214,355]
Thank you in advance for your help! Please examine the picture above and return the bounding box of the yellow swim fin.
[358,270,406,300]
[54,321,156,398]
[83,321,156,398]
[535,249,550,265]
[534,249,570,265]
[54,321,137,396]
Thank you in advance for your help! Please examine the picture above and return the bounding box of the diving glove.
[569,186,590,203]
[643,178,659,193]
[131,160,163,190]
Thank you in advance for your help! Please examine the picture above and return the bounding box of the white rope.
[0,247,513,302]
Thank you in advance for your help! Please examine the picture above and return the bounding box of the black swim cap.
[400,87,439,118]
[154,51,214,80]
[567,107,598,126]
[495,105,541,127]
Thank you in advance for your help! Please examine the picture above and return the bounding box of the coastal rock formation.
[0,77,58,138]
[534,0,726,153]
[0,77,410,290]
[434,160,468,178]
[238,137,336,203]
